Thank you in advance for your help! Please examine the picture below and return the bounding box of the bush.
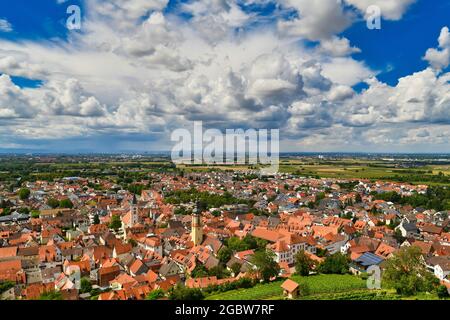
[109,215,122,231]
[19,188,31,200]
[47,198,60,209]
[80,277,92,294]
[169,285,204,300]
[146,289,165,300]
[59,198,74,209]
[203,278,256,295]
[0,281,14,294]
[39,291,63,300]
[437,285,449,299]
[298,282,311,297]
[31,210,40,219]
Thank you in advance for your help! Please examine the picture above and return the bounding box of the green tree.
[146,289,165,300]
[59,198,74,209]
[250,250,280,282]
[393,229,406,244]
[93,214,100,225]
[230,262,242,276]
[191,264,209,278]
[315,192,326,202]
[217,246,232,264]
[47,198,60,209]
[318,253,350,274]
[208,265,230,279]
[80,277,92,294]
[31,210,40,219]
[39,291,63,300]
[294,250,315,276]
[437,285,449,299]
[19,188,31,200]
[0,281,14,294]
[168,285,204,300]
[383,246,438,296]
[109,215,122,231]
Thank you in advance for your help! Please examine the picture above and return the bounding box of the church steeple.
[191,201,203,246]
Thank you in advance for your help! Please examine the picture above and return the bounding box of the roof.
[281,279,299,292]
[354,252,384,266]
[251,228,281,242]
[0,246,18,259]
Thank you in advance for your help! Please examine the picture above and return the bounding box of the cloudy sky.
[0,0,449,153]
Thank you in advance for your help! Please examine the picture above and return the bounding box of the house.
[396,220,419,238]
[159,260,183,279]
[374,242,396,259]
[185,276,235,289]
[17,246,40,269]
[112,242,132,259]
[281,279,299,299]
[140,237,163,256]
[129,259,149,277]
[0,285,15,300]
[268,234,312,265]
[109,273,138,291]
[350,252,384,275]
[0,246,18,262]
[98,265,121,288]
[0,260,26,284]
[426,257,450,281]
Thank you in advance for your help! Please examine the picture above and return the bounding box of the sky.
[0,0,449,153]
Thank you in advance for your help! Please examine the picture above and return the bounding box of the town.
[0,156,449,300]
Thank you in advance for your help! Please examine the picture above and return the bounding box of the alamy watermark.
[66,5,81,30]
[367,265,382,289]
[171,122,279,175]
[366,5,381,30]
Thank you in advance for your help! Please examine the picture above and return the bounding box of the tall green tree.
[294,250,315,276]
[383,246,438,295]
[191,264,209,278]
[19,188,31,200]
[109,215,122,231]
[250,250,280,282]
[59,198,74,208]
[80,277,92,294]
[47,198,60,209]
[318,253,349,274]
[217,246,232,264]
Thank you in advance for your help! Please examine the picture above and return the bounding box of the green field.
[206,274,367,300]
[299,290,401,300]
[278,159,450,186]
[174,158,450,186]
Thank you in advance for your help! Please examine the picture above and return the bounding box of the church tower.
[130,194,138,226]
[191,203,203,246]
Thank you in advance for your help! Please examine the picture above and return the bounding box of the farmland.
[206,274,367,300]
[278,158,450,185]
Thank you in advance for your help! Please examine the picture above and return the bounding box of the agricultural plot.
[206,274,367,300]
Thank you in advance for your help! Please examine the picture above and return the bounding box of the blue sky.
[0,0,449,153]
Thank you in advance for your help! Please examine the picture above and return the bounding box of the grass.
[205,274,367,300]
